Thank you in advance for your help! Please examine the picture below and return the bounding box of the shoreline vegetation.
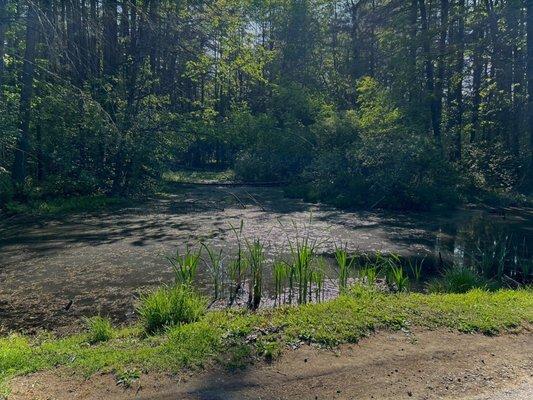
[1,287,532,395]
[1,226,531,394]
[2,169,531,218]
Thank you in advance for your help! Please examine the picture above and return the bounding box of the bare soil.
[9,329,533,400]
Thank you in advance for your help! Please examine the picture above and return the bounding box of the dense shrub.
[137,285,208,334]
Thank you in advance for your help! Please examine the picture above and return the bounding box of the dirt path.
[9,329,533,400]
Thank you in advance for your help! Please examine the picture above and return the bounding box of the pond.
[0,184,531,334]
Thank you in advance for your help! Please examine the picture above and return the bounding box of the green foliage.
[427,266,489,294]
[245,239,265,310]
[169,246,202,286]
[4,195,128,216]
[85,316,114,344]
[137,285,208,334]
[335,244,355,292]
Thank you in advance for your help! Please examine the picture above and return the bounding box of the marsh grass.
[288,236,316,305]
[311,257,326,302]
[137,285,208,333]
[202,243,224,300]
[85,316,114,344]
[427,266,490,293]
[245,239,264,310]
[407,258,425,283]
[335,243,355,292]
[228,221,247,305]
[273,261,288,306]
[169,245,202,286]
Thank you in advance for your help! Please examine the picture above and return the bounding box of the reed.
[335,243,355,292]
[168,245,201,286]
[273,261,288,306]
[288,236,315,305]
[201,243,224,300]
[245,239,264,310]
[228,221,247,305]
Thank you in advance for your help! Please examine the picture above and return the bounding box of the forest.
[0,0,532,211]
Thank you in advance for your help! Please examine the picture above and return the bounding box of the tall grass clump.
[202,243,224,300]
[427,266,489,293]
[137,285,207,334]
[311,257,326,302]
[246,239,264,310]
[229,221,247,305]
[273,261,288,306]
[168,245,202,285]
[387,263,409,292]
[85,316,114,344]
[335,243,355,292]
[289,237,315,304]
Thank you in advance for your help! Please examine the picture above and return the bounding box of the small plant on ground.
[85,316,114,344]
[359,265,378,285]
[137,284,208,333]
[169,245,202,286]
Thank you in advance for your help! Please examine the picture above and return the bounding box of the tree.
[12,2,38,187]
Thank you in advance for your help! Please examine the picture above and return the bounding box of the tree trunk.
[450,0,464,160]
[418,0,440,143]
[470,6,483,143]
[12,2,38,186]
[527,0,533,189]
[434,0,449,144]
[0,0,7,89]
[103,0,118,76]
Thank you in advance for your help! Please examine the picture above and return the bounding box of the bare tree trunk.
[450,0,464,160]
[434,0,449,145]
[418,0,440,143]
[0,0,7,89]
[527,0,533,189]
[103,0,118,76]
[12,2,38,186]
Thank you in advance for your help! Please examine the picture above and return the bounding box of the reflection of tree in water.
[454,215,531,284]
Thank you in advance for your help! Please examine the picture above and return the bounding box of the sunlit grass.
[1,287,531,394]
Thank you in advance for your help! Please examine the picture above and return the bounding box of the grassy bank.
[1,287,531,394]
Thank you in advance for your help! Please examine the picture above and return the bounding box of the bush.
[137,285,208,334]
[427,266,490,294]
[85,316,114,344]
